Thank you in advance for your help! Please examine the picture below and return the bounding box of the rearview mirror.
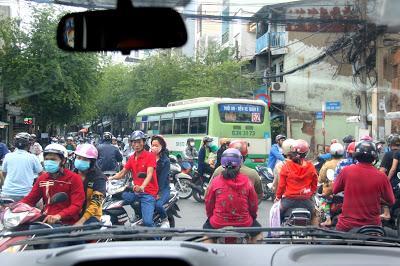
[57,7,187,54]
[50,192,69,204]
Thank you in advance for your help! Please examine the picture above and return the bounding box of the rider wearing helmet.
[272,138,297,193]
[21,143,85,225]
[198,136,215,177]
[215,138,230,169]
[96,132,123,172]
[333,141,395,232]
[183,137,198,163]
[317,143,345,226]
[1,133,43,201]
[334,141,357,180]
[318,143,345,183]
[65,136,76,152]
[204,148,261,243]
[29,133,43,159]
[275,139,318,223]
[209,140,263,199]
[73,144,106,226]
[384,134,400,181]
[267,134,286,171]
[110,131,159,227]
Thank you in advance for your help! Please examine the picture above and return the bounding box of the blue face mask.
[74,159,90,171]
[44,160,60,174]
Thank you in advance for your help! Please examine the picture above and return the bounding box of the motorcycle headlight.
[3,209,29,229]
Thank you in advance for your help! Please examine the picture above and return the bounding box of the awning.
[0,121,9,128]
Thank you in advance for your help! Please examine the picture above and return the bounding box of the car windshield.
[1,0,400,255]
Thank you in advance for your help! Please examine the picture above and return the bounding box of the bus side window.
[174,118,189,134]
[160,120,173,134]
[190,116,207,134]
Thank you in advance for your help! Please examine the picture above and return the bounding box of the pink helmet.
[292,139,310,154]
[360,135,373,142]
[75,143,98,159]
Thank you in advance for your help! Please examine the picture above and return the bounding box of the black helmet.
[15,132,31,148]
[389,134,400,146]
[342,135,355,144]
[354,141,378,163]
[275,134,286,143]
[203,136,213,143]
[103,132,112,141]
[130,130,147,141]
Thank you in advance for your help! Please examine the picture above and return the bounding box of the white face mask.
[190,142,195,147]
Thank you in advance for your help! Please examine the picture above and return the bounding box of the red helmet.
[346,142,356,154]
[292,139,309,154]
[229,140,248,157]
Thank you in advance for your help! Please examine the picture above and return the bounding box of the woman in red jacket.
[275,139,318,223]
[204,148,261,243]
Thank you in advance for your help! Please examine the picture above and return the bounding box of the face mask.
[74,159,91,171]
[151,146,161,154]
[206,142,212,147]
[44,160,60,174]
[190,142,195,147]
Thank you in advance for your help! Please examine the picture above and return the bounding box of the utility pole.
[359,0,369,133]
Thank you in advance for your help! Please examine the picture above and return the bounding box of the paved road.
[175,197,274,228]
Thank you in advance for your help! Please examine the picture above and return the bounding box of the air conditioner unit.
[271,82,287,92]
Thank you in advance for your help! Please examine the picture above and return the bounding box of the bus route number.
[232,130,255,137]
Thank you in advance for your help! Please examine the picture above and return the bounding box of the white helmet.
[44,143,68,159]
[330,143,345,156]
[281,138,296,156]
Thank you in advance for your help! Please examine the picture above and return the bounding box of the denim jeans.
[155,187,170,220]
[122,192,156,227]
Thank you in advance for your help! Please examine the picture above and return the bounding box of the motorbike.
[381,173,400,235]
[255,166,275,201]
[169,155,193,199]
[190,169,211,203]
[65,150,75,170]
[0,192,69,252]
[102,173,181,230]
[314,169,343,227]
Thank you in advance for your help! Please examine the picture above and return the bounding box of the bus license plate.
[232,130,255,136]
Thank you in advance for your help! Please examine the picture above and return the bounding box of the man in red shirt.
[333,141,395,232]
[111,131,158,227]
[21,143,85,225]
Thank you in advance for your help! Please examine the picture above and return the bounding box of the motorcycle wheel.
[175,179,193,199]
[162,215,176,241]
[192,190,205,203]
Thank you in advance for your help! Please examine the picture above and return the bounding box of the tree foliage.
[0,7,100,130]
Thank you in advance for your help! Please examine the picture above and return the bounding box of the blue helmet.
[130,130,146,141]
[221,148,243,168]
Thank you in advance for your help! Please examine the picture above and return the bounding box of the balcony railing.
[256,32,286,54]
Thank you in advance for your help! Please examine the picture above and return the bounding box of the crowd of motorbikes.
[1,149,400,252]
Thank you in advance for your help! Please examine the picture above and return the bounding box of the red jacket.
[21,169,85,225]
[276,159,318,200]
[333,163,395,231]
[205,173,258,229]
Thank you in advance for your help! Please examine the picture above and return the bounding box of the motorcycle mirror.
[50,192,69,204]
[326,169,335,181]
[138,172,147,179]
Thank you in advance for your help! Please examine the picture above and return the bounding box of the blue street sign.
[326,101,341,111]
[316,111,323,120]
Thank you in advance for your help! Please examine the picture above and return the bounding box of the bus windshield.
[218,103,265,124]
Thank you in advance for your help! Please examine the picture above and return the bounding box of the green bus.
[135,97,271,168]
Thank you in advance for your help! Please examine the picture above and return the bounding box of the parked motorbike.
[169,155,193,199]
[0,192,68,252]
[102,173,181,229]
[255,166,275,201]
